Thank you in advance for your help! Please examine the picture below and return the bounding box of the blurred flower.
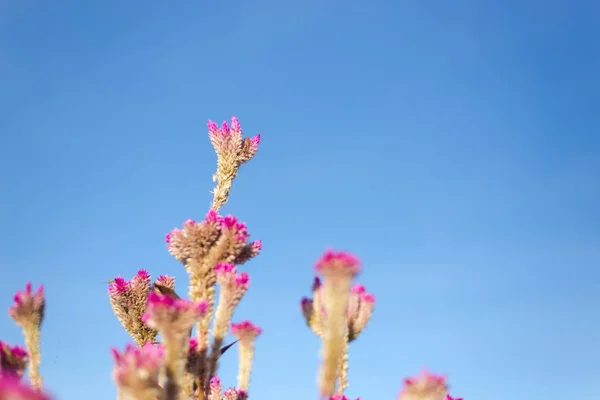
[112,343,164,400]
[0,342,27,379]
[398,370,449,400]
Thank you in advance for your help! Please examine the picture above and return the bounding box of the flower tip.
[351,283,366,294]
[206,209,219,222]
[210,375,221,388]
[135,269,150,279]
[361,293,376,303]
[315,249,361,277]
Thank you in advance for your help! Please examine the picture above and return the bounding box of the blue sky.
[1,0,599,399]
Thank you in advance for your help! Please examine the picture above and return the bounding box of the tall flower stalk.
[8,283,45,390]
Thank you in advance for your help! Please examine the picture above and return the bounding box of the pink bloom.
[210,375,221,389]
[206,209,220,223]
[351,283,366,294]
[108,277,130,295]
[112,343,163,389]
[0,376,50,400]
[231,116,241,133]
[215,263,237,276]
[315,249,361,278]
[155,275,175,290]
[361,293,376,303]
[251,240,262,251]
[221,215,237,229]
[446,396,463,400]
[8,282,45,327]
[221,121,230,136]
[399,370,448,400]
[143,292,209,332]
[234,272,250,289]
[231,320,262,342]
[0,342,28,378]
[130,270,151,294]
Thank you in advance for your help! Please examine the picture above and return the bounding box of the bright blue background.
[1,1,599,399]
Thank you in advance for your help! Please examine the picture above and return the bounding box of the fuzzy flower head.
[166,210,261,270]
[112,343,164,398]
[215,263,250,292]
[143,292,209,337]
[399,370,449,400]
[301,280,375,341]
[107,271,158,346]
[8,283,45,329]
[208,376,223,400]
[208,116,261,164]
[0,376,50,400]
[0,342,28,379]
[315,250,361,281]
[223,388,247,400]
[231,320,262,345]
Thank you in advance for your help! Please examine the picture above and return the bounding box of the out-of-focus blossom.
[0,342,27,379]
[398,370,449,400]
[112,343,164,398]
[0,376,50,400]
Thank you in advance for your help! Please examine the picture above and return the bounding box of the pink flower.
[315,249,361,279]
[351,284,366,294]
[215,263,237,276]
[154,275,175,291]
[206,209,220,223]
[399,370,448,400]
[231,320,262,342]
[234,272,250,289]
[130,269,151,295]
[0,342,28,378]
[207,116,260,163]
[361,293,375,303]
[8,282,45,327]
[143,292,209,333]
[108,277,130,295]
[446,396,463,400]
[0,376,50,400]
[251,240,262,251]
[209,375,221,389]
[112,343,163,390]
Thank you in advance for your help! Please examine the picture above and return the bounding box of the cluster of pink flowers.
[1,116,465,400]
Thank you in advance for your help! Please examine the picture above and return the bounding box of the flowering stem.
[320,277,352,397]
[210,164,237,212]
[337,338,349,394]
[22,323,43,390]
[236,340,255,391]
[163,337,186,400]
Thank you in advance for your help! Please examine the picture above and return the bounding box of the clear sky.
[1,1,599,399]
